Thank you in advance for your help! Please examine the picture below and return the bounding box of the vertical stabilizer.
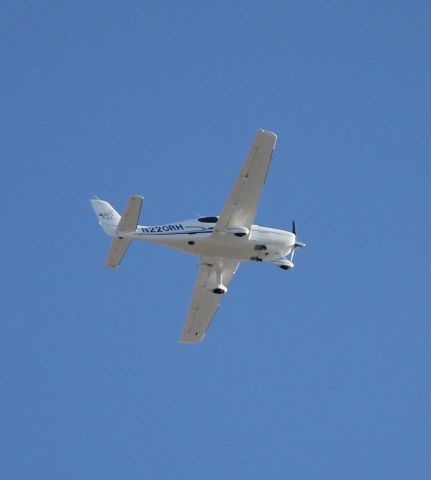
[90,199,121,236]
[90,196,144,268]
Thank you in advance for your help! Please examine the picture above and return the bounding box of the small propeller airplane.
[90,130,305,343]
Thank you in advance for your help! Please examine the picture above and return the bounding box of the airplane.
[90,130,305,343]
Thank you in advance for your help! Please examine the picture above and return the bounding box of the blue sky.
[1,1,430,478]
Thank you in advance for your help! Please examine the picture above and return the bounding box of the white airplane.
[90,130,305,343]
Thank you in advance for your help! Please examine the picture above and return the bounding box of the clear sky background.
[1,1,430,479]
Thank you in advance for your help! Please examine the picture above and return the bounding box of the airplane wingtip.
[259,129,277,140]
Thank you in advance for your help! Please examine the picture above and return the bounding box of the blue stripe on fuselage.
[138,225,214,236]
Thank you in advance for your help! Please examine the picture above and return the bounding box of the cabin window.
[198,216,218,223]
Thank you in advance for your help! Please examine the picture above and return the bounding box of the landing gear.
[211,266,227,295]
[212,288,226,295]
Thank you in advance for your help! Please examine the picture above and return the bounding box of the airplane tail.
[90,195,144,268]
[90,198,121,236]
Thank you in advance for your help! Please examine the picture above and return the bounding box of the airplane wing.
[214,129,277,235]
[179,257,240,344]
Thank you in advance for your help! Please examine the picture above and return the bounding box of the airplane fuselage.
[121,217,296,262]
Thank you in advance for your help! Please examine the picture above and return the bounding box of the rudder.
[90,198,121,236]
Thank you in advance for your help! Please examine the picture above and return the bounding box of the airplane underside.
[130,228,294,262]
[90,129,305,342]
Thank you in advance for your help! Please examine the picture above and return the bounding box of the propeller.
[290,220,305,262]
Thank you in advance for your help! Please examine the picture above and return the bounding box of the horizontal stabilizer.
[117,195,144,233]
[106,237,132,268]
